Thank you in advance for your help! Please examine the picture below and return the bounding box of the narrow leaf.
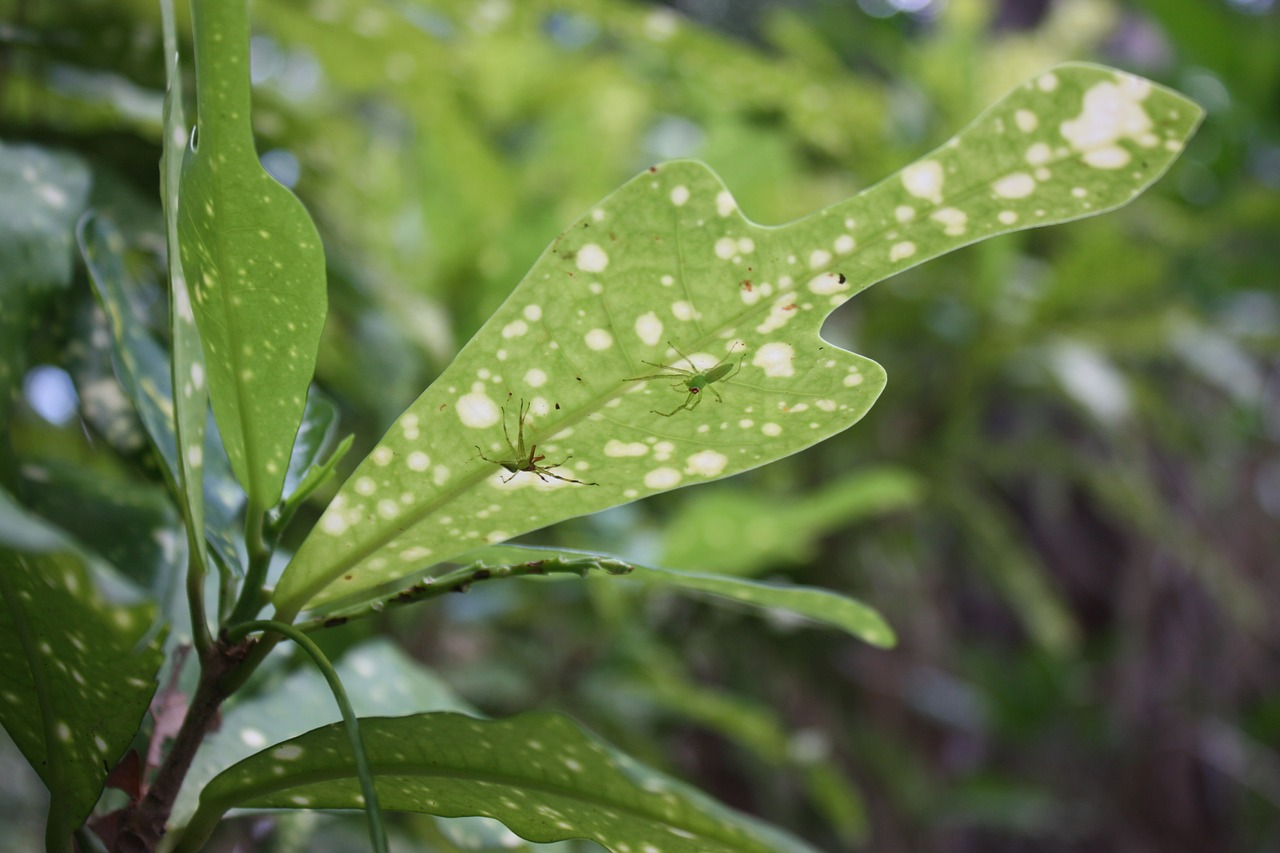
[276,64,1202,615]
[180,0,326,509]
[474,545,895,647]
[78,215,184,482]
[76,215,245,575]
[182,712,821,853]
[0,489,166,839]
[161,0,212,585]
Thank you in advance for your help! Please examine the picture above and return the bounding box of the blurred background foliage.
[2,0,1279,849]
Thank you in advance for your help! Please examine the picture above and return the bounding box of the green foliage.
[178,0,326,510]
[6,0,1262,851]
[183,711,822,853]
[0,490,165,841]
[0,142,92,426]
[440,545,895,646]
[275,64,1202,616]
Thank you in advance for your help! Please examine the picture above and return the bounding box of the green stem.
[227,501,271,625]
[223,620,388,853]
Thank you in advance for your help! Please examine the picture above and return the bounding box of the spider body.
[475,398,597,486]
[628,341,745,417]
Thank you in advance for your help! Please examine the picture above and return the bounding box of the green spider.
[628,341,746,417]
[475,398,597,486]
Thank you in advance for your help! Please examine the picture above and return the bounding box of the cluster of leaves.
[5,0,1272,851]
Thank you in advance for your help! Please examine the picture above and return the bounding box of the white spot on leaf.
[890,241,916,262]
[753,342,795,377]
[993,172,1036,199]
[635,312,663,346]
[585,329,613,350]
[576,243,609,272]
[644,467,682,489]
[457,392,501,428]
[901,159,944,204]
[605,440,649,457]
[685,450,728,477]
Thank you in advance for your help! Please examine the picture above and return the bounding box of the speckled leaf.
[161,0,211,579]
[468,545,894,647]
[0,489,166,839]
[170,639,475,829]
[182,712,821,853]
[276,63,1201,615]
[179,0,326,509]
[79,215,184,481]
[76,215,245,575]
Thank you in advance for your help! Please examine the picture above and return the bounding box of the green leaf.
[171,638,475,829]
[181,712,821,853]
[283,388,342,500]
[76,214,246,575]
[0,141,93,292]
[478,545,895,647]
[179,0,326,510]
[0,488,166,840]
[19,459,180,591]
[660,466,924,576]
[78,215,185,482]
[275,63,1202,615]
[0,141,92,424]
[632,650,868,844]
[161,0,212,589]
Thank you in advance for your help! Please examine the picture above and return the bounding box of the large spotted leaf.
[179,712,820,853]
[275,63,1201,615]
[179,0,326,510]
[0,490,166,841]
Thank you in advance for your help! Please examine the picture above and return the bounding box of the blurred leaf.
[661,466,923,576]
[78,215,184,482]
[76,214,245,575]
[277,64,1203,615]
[943,482,1080,654]
[170,638,474,829]
[0,141,93,291]
[633,647,869,844]
[0,141,92,424]
[19,458,180,590]
[181,711,822,853]
[0,488,165,839]
[180,0,326,509]
[283,387,342,499]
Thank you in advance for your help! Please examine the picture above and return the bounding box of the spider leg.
[723,355,744,381]
[668,341,698,372]
[653,394,695,417]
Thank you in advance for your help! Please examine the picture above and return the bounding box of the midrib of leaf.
[203,755,765,849]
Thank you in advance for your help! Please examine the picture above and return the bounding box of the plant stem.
[112,638,247,852]
[224,621,388,853]
[227,501,271,625]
